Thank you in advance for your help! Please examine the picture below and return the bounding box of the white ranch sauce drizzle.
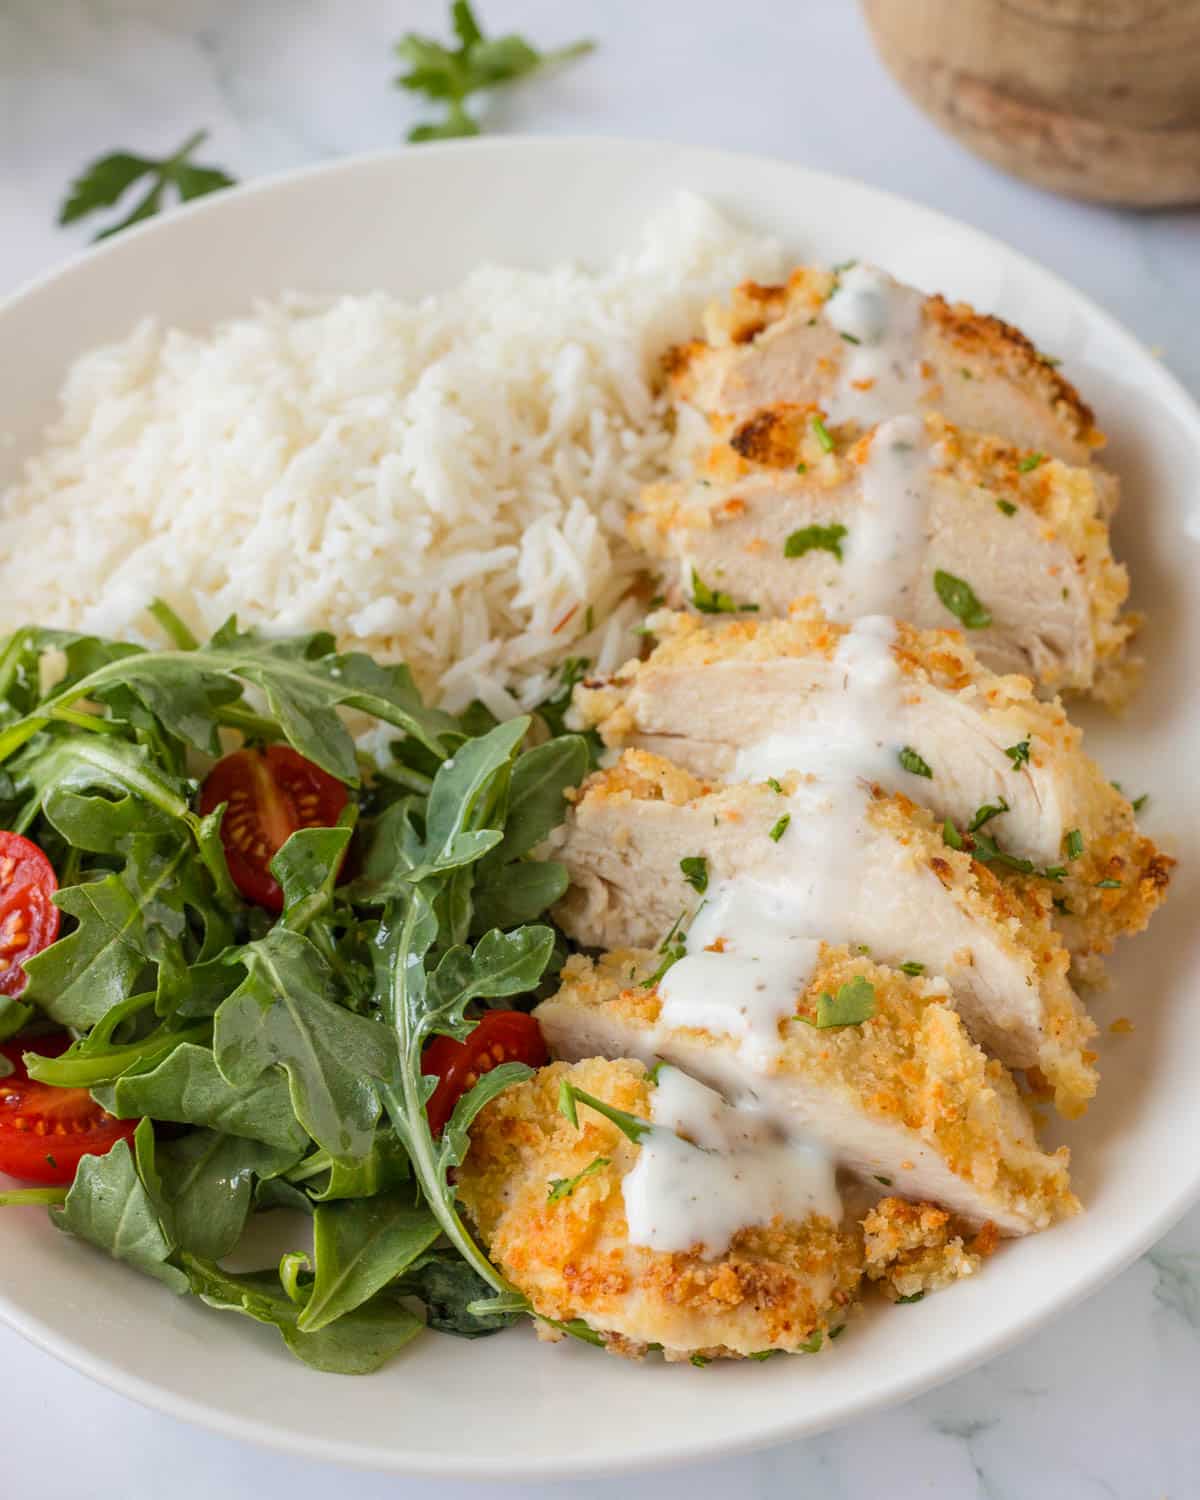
[621,1066,839,1257]
[836,413,932,617]
[823,264,925,429]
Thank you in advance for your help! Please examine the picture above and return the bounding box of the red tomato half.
[0,1034,138,1185]
[0,832,60,997]
[198,744,349,911]
[422,1011,548,1136]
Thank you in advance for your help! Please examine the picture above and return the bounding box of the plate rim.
[1,132,1199,1479]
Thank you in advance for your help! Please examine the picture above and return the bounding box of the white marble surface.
[1,1,1198,1495]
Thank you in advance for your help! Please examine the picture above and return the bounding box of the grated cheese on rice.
[0,195,781,715]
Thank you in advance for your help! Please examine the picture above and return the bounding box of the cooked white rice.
[0,194,781,716]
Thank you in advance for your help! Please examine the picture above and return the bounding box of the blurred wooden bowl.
[861,0,1200,206]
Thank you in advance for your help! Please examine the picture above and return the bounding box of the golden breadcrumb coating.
[537,949,1077,1233]
[457,1057,862,1361]
[862,1196,999,1301]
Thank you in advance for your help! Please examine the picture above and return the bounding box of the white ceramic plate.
[1,138,1198,1480]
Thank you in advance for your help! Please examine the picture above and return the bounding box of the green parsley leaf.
[812,977,876,1029]
[933,570,992,630]
[1004,740,1031,769]
[1065,828,1084,861]
[898,962,924,977]
[1018,452,1045,473]
[690,569,757,616]
[768,814,791,843]
[690,1353,710,1367]
[1132,793,1149,814]
[968,831,1035,875]
[395,2,594,143]
[783,523,848,561]
[829,1323,847,1339]
[811,415,835,453]
[1095,879,1122,890]
[942,819,965,851]
[680,856,708,894]
[798,1330,824,1353]
[895,1291,925,1305]
[766,777,784,795]
[873,1174,893,1186]
[557,1079,651,1145]
[641,944,686,989]
[59,130,235,241]
[795,462,808,475]
[968,797,1008,832]
[748,1348,779,1361]
[897,746,932,779]
[1043,864,1067,881]
[840,332,861,345]
[996,499,1018,516]
[547,1156,610,1202]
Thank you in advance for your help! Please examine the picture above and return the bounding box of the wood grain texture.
[861,0,1200,205]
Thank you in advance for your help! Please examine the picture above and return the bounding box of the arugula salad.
[0,603,592,1373]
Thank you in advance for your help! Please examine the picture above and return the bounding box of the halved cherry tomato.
[199,744,349,911]
[0,1034,139,1185]
[422,1011,548,1136]
[0,832,60,997]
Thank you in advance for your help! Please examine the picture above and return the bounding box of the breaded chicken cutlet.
[573,609,1171,967]
[541,749,1097,1115]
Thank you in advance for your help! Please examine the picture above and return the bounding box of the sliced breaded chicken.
[665,264,1106,471]
[574,609,1171,963]
[862,1197,998,1301]
[542,749,1097,1114]
[534,951,1077,1234]
[457,1057,862,1360]
[630,409,1134,703]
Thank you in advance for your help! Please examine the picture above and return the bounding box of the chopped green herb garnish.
[832,259,858,274]
[59,129,235,241]
[811,977,876,1029]
[811,415,835,453]
[968,797,1008,832]
[539,1315,605,1346]
[1095,879,1122,890]
[895,1291,925,1305]
[897,746,933,779]
[1004,739,1031,768]
[768,814,791,843]
[690,569,757,616]
[1132,793,1148,814]
[784,523,848,562]
[795,462,808,475]
[766,777,784,795]
[828,1323,847,1339]
[680,856,708,894]
[898,962,924,977]
[690,1354,710,1367]
[557,1079,651,1145]
[960,368,973,380]
[873,1174,893,1186]
[1043,864,1067,881]
[648,593,666,608]
[933,570,992,629]
[798,1330,824,1353]
[547,1156,610,1202]
[942,819,965,851]
[1018,452,1045,473]
[642,944,686,990]
[395,1,594,142]
[584,605,594,632]
[840,332,861,345]
[1041,354,1062,368]
[748,1348,780,1361]
[996,499,1017,516]
[969,831,1035,875]
[1065,829,1084,861]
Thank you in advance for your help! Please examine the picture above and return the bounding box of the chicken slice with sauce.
[541,749,1097,1115]
[630,408,1134,703]
[666,263,1108,475]
[457,1056,863,1361]
[573,609,1171,968]
[533,949,1077,1234]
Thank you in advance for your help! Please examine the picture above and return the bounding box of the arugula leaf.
[93,1041,308,1151]
[298,1195,440,1332]
[783,523,847,561]
[156,1130,299,1260]
[59,130,235,241]
[679,856,708,894]
[51,1127,187,1292]
[395,1,594,143]
[491,735,588,862]
[547,1155,609,1202]
[933,570,992,630]
[23,832,230,1028]
[426,925,556,1021]
[213,928,398,1162]
[181,1254,424,1373]
[396,1253,521,1338]
[296,1130,411,1202]
[468,858,568,933]
[273,816,357,933]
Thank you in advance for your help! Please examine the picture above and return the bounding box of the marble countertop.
[2,2,1198,1495]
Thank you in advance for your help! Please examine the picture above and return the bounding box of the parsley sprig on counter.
[58,130,235,241]
[395,1,594,142]
[0,607,590,1371]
